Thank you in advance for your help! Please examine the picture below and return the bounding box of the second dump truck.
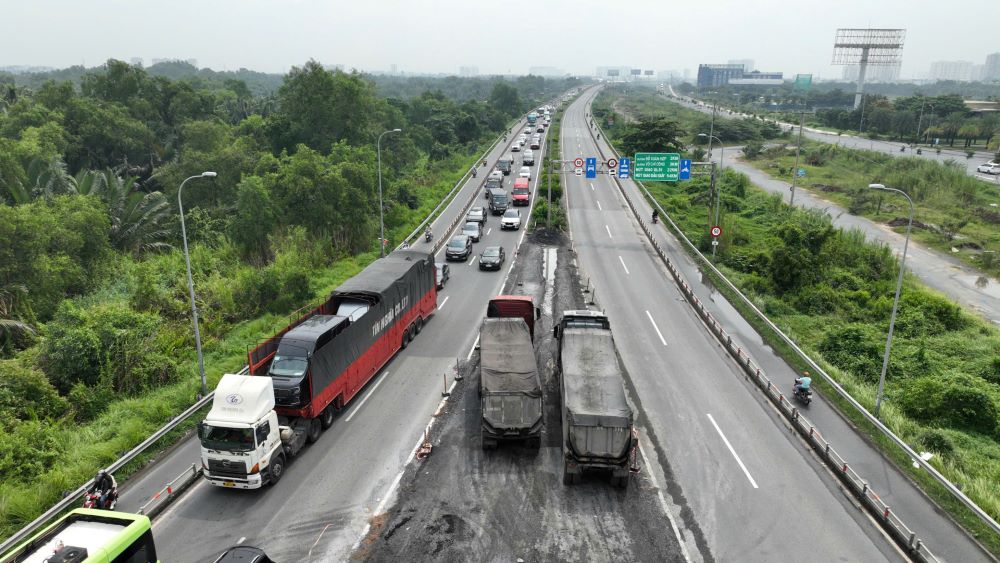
[479,296,542,449]
[554,310,636,488]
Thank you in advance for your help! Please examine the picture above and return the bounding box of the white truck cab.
[199,374,287,489]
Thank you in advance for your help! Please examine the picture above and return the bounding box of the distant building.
[459,66,479,76]
[984,53,1000,81]
[129,57,143,67]
[529,66,564,77]
[728,59,755,72]
[728,70,784,86]
[390,63,398,75]
[697,64,745,88]
[928,60,973,82]
[841,63,900,83]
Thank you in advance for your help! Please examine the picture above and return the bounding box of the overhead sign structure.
[679,159,692,181]
[633,153,681,182]
[618,157,631,179]
[607,158,618,169]
[711,226,723,238]
[585,157,597,179]
[573,157,585,168]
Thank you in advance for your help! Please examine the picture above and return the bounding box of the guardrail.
[590,100,1000,542]
[580,90,953,561]
[0,367,247,556]
[137,464,202,518]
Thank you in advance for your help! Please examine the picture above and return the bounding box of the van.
[512,178,530,206]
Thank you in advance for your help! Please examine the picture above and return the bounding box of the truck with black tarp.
[480,296,542,450]
[199,250,436,490]
[553,310,636,488]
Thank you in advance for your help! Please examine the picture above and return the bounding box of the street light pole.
[698,133,724,258]
[790,112,805,206]
[178,171,217,397]
[868,183,913,418]
[376,128,402,257]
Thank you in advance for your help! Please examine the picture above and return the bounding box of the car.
[501,209,522,230]
[466,206,487,225]
[529,140,540,150]
[445,235,473,261]
[488,188,509,214]
[523,126,533,135]
[511,143,521,152]
[536,125,545,133]
[435,263,450,289]
[461,221,483,242]
[488,170,504,183]
[478,246,506,271]
[518,137,527,146]
[211,546,275,563]
[522,150,535,165]
[977,162,1000,174]
[519,166,531,180]
[574,168,583,176]
[512,178,531,205]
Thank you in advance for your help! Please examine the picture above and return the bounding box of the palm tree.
[100,171,173,255]
[0,285,34,352]
[3,157,76,203]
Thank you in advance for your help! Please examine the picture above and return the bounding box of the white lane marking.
[707,413,759,489]
[437,296,450,311]
[605,224,613,239]
[344,372,389,423]
[645,310,667,346]
[486,228,492,236]
[618,255,630,275]
[596,200,603,211]
[467,334,481,360]
[237,537,246,545]
[469,256,478,266]
[590,182,595,191]
[639,444,693,563]
[307,522,334,559]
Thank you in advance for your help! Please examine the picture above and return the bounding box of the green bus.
[1,508,157,563]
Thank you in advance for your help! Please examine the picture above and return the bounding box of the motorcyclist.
[89,470,117,509]
[425,226,432,241]
[651,209,659,224]
[471,168,477,178]
[794,372,812,396]
[481,159,487,167]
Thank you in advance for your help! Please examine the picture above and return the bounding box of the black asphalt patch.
[353,230,686,562]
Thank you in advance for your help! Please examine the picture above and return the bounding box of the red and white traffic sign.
[607,158,618,169]
[710,226,723,238]
[573,157,585,168]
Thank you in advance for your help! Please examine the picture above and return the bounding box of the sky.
[2,0,997,79]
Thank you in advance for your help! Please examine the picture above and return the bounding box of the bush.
[0,420,63,482]
[818,323,885,383]
[0,360,69,420]
[897,374,999,435]
[67,380,116,421]
[917,428,955,457]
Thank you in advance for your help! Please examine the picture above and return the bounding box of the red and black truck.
[246,250,437,452]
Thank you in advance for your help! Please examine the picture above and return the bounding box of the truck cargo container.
[553,310,636,488]
[480,296,542,450]
[199,250,436,489]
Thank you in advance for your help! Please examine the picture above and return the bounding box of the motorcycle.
[916,148,922,155]
[83,488,118,510]
[424,230,433,243]
[481,159,487,167]
[900,145,906,152]
[651,213,658,224]
[792,383,813,406]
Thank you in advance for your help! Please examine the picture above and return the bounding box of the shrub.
[67,380,116,421]
[0,420,63,482]
[897,374,999,435]
[0,360,69,420]
[917,428,955,456]
[818,323,885,383]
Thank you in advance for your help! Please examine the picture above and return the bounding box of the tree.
[619,117,685,155]
[488,82,521,116]
[229,176,276,263]
[98,171,173,255]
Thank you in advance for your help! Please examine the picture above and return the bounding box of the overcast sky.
[3,0,996,78]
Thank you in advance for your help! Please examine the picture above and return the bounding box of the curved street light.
[178,171,217,396]
[868,183,913,418]
[698,133,725,258]
[377,128,402,256]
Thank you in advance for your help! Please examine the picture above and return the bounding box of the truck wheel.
[415,317,424,334]
[320,403,336,429]
[482,437,497,450]
[269,455,285,485]
[306,418,322,443]
[400,328,410,349]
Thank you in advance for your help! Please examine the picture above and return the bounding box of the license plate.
[223,481,235,487]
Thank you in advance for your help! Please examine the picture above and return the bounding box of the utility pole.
[710,162,719,258]
[547,158,553,225]
[790,112,804,206]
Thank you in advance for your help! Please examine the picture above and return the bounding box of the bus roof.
[6,509,151,563]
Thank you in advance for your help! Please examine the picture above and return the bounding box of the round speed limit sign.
[606,158,618,169]
[573,157,585,168]
[710,226,723,238]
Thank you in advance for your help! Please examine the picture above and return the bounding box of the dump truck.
[480,296,542,450]
[199,250,437,489]
[553,310,636,488]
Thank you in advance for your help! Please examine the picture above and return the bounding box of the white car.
[501,209,522,230]
[574,168,583,176]
[977,162,1000,174]
[519,167,531,180]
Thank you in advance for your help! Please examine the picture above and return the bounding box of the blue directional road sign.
[585,157,597,179]
[679,159,692,181]
[796,168,807,177]
[618,157,631,179]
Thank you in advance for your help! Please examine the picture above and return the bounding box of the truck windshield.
[200,424,255,452]
[270,355,308,377]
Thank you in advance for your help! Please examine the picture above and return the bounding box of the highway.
[120,112,550,561]
[667,85,999,180]
[565,86,993,562]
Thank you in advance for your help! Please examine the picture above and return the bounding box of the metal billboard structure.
[832,28,905,109]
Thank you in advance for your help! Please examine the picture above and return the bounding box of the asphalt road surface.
[584,86,992,562]
[118,111,552,562]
